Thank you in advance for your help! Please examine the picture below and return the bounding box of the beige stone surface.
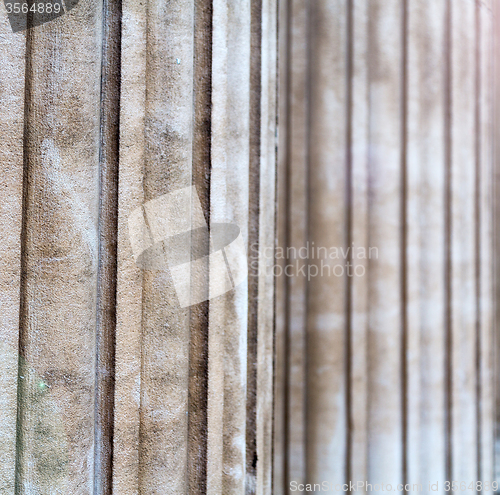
[16,1,103,493]
[350,0,370,486]
[479,0,494,482]
[0,0,277,492]
[0,12,24,494]
[273,0,289,491]
[406,0,446,488]
[207,2,251,494]
[494,0,500,485]
[350,0,369,486]
[139,3,194,487]
[1,0,497,493]
[114,0,278,493]
[307,0,348,484]
[255,1,277,493]
[450,0,478,481]
[113,0,145,492]
[280,0,309,489]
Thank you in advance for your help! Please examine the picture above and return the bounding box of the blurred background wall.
[274,0,498,493]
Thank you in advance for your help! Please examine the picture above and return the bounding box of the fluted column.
[0,1,277,494]
[275,0,496,492]
[115,0,277,494]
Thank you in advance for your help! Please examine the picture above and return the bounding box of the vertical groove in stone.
[475,0,482,481]
[16,20,34,495]
[400,0,408,486]
[188,1,212,493]
[273,0,289,491]
[15,31,32,491]
[444,0,453,482]
[246,0,262,492]
[95,0,121,492]
[304,0,312,480]
[0,11,25,494]
[16,2,103,492]
[345,0,353,484]
[282,0,292,483]
[206,4,228,491]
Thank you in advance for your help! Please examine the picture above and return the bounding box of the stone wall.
[0,0,498,494]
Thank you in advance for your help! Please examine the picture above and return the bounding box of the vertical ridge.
[365,0,404,484]
[246,0,262,491]
[406,0,447,487]
[479,0,495,482]
[345,0,354,485]
[15,19,33,495]
[350,0,370,485]
[280,0,309,489]
[255,1,278,490]
[474,0,482,482]
[94,0,122,492]
[0,3,26,491]
[16,2,103,491]
[494,0,500,482]
[188,0,212,492]
[139,0,195,491]
[401,0,408,488]
[444,0,453,481]
[207,1,252,491]
[282,1,292,490]
[450,0,477,480]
